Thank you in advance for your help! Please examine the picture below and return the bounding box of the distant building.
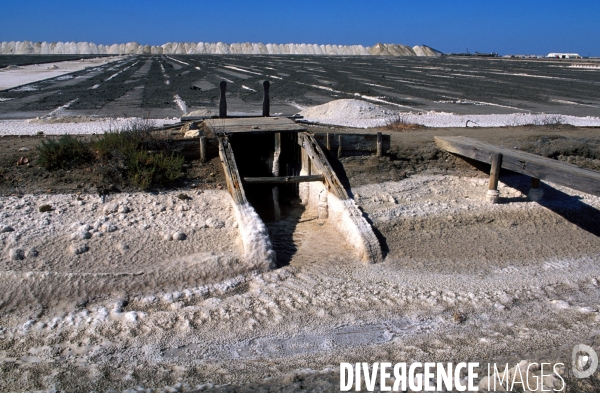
[547,53,582,59]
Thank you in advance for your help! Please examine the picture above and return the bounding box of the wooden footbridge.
[435,136,600,201]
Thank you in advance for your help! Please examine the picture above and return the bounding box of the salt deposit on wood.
[0,40,442,56]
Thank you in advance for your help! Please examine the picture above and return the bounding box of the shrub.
[127,150,184,190]
[384,114,424,131]
[36,135,92,170]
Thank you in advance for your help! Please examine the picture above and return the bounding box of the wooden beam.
[299,132,349,200]
[435,136,600,197]
[218,136,247,204]
[313,133,391,155]
[243,175,325,184]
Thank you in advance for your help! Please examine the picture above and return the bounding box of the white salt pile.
[299,99,600,128]
[299,99,396,128]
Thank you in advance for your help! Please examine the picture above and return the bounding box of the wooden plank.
[313,133,391,155]
[435,136,600,197]
[243,175,325,184]
[299,132,349,200]
[218,136,247,204]
[168,139,199,160]
[205,117,307,135]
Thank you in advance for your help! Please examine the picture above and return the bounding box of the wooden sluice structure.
[183,80,385,264]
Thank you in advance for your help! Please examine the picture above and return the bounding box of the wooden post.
[262,80,270,117]
[528,177,544,201]
[199,136,207,163]
[273,132,281,176]
[219,81,227,118]
[326,133,331,151]
[486,153,502,203]
[376,132,382,157]
[272,132,281,221]
[337,134,343,159]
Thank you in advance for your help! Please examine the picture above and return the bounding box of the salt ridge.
[0,41,442,57]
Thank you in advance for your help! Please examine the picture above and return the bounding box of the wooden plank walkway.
[435,136,600,197]
[205,117,307,135]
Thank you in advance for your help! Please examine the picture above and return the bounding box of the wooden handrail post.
[219,80,227,118]
[528,177,544,201]
[262,80,270,117]
[199,136,207,163]
[486,153,502,203]
[272,130,281,220]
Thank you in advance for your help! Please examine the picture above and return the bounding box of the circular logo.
[572,344,598,378]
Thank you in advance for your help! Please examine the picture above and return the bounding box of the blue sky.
[1,0,598,56]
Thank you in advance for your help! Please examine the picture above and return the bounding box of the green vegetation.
[127,150,184,190]
[36,121,184,190]
[36,135,92,170]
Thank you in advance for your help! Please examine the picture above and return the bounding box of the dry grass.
[384,113,425,131]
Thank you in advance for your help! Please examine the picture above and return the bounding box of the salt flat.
[1,55,600,124]
[0,56,121,91]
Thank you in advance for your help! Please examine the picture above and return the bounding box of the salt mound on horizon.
[299,99,393,128]
[0,40,442,57]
